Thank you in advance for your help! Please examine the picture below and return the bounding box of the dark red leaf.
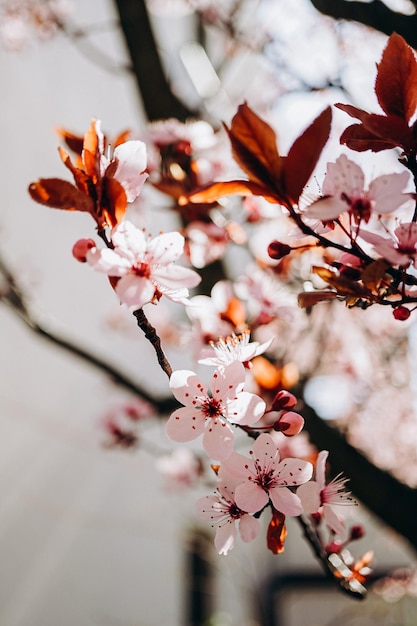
[375,33,417,123]
[187,180,282,205]
[225,102,282,189]
[284,107,332,203]
[28,178,94,213]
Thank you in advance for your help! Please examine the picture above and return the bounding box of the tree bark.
[310,0,417,49]
[113,0,196,121]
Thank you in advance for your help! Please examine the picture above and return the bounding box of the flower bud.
[325,540,343,555]
[349,524,365,541]
[393,306,411,321]
[271,389,297,411]
[273,411,304,436]
[268,240,292,260]
[72,238,96,263]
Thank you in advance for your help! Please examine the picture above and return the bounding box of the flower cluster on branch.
[27,30,417,599]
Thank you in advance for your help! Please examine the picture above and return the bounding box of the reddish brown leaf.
[58,147,91,195]
[339,124,400,153]
[82,119,101,182]
[55,127,84,156]
[361,259,390,294]
[375,33,417,123]
[102,177,128,227]
[28,178,95,213]
[267,509,287,554]
[225,102,282,189]
[284,107,332,203]
[312,266,371,298]
[297,290,338,308]
[186,180,281,205]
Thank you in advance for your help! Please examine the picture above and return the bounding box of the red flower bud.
[271,390,297,411]
[325,540,343,555]
[268,240,292,260]
[72,238,95,263]
[393,306,411,321]
[349,525,365,541]
[273,411,304,436]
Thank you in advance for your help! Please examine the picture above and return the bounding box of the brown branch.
[310,0,417,49]
[133,308,173,378]
[298,391,417,553]
[112,0,197,121]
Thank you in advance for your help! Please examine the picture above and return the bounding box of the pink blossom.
[221,433,313,515]
[297,450,355,535]
[84,220,201,309]
[358,222,417,267]
[165,362,266,460]
[195,473,260,554]
[305,155,411,223]
[198,329,273,368]
[156,448,202,490]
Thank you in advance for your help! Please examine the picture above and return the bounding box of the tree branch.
[310,0,417,49]
[299,392,417,553]
[112,0,197,121]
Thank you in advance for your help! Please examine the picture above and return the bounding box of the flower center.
[201,397,222,418]
[132,262,151,278]
[342,193,372,223]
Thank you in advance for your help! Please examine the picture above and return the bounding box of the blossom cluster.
[32,34,417,590]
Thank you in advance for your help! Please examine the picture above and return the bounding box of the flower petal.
[146,231,185,264]
[166,406,206,442]
[239,514,260,543]
[235,480,269,513]
[115,274,155,308]
[225,391,266,425]
[270,486,303,516]
[215,521,237,555]
[169,370,207,404]
[112,221,147,258]
[297,481,321,514]
[202,418,234,460]
[113,140,148,202]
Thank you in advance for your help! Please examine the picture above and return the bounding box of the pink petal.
[152,264,201,289]
[239,514,260,543]
[165,406,206,442]
[270,486,303,516]
[235,480,269,513]
[305,196,347,221]
[111,221,147,258]
[297,481,321,514]
[323,504,346,536]
[214,522,237,555]
[276,458,313,487]
[369,171,411,214]
[211,361,246,400]
[323,155,364,197]
[226,391,266,426]
[87,247,131,275]
[220,452,255,481]
[146,232,185,264]
[115,274,155,308]
[113,141,148,202]
[315,450,329,490]
[253,433,280,469]
[202,419,234,460]
[195,495,223,521]
[169,370,207,404]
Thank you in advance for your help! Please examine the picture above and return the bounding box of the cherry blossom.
[357,222,417,268]
[297,450,355,535]
[156,448,202,490]
[195,473,260,554]
[165,361,266,460]
[221,433,313,515]
[198,329,273,368]
[84,220,201,309]
[305,155,411,224]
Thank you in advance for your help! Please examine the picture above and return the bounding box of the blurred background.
[1,1,417,625]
